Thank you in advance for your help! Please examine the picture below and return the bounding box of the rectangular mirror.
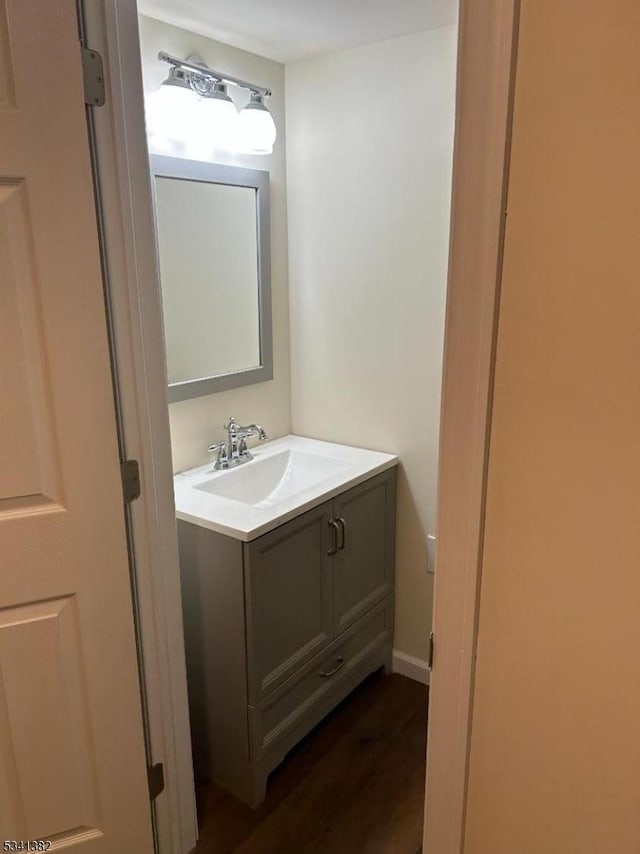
[151,155,272,402]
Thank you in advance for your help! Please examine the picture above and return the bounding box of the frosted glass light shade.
[147,77,198,142]
[237,94,277,155]
[200,85,238,151]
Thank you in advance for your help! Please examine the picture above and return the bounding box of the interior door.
[0,1,154,850]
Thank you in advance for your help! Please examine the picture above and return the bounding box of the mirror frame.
[151,154,273,403]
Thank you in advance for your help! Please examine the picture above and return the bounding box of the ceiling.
[137,0,459,64]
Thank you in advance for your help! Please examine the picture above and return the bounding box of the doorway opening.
[141,2,457,841]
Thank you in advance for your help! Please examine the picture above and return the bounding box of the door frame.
[423,2,520,852]
[80,3,197,853]
[83,1,519,852]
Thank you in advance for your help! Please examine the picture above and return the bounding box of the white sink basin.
[195,448,352,507]
[174,435,397,541]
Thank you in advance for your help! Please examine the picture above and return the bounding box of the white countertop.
[174,434,398,541]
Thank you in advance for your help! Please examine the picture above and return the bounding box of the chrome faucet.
[208,416,268,470]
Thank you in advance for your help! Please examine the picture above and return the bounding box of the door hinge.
[81,46,105,107]
[147,762,165,801]
[427,631,435,672]
[121,459,141,503]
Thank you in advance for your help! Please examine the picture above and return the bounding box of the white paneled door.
[0,1,154,851]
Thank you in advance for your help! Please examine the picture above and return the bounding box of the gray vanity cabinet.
[177,465,397,807]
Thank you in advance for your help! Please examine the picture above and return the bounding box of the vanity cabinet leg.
[383,648,393,676]
[225,768,268,808]
[248,769,268,809]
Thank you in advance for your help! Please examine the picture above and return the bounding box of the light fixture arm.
[158,51,272,98]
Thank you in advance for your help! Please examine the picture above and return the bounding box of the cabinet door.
[244,501,333,702]
[332,468,397,634]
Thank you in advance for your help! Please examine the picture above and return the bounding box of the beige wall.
[286,28,457,660]
[465,2,640,852]
[138,15,291,472]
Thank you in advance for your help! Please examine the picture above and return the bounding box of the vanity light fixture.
[154,52,277,155]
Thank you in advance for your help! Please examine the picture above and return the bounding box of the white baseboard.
[392,650,430,685]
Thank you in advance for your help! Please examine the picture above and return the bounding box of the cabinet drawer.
[248,598,393,761]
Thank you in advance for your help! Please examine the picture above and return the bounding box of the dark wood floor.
[194,671,428,854]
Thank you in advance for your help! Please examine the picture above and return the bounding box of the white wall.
[138,15,291,472]
[286,27,457,660]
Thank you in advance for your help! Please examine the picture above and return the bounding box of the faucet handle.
[207,440,228,469]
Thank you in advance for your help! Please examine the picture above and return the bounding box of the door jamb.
[423,2,520,852]
[79,2,197,853]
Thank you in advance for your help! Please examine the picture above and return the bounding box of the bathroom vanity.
[175,435,397,806]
